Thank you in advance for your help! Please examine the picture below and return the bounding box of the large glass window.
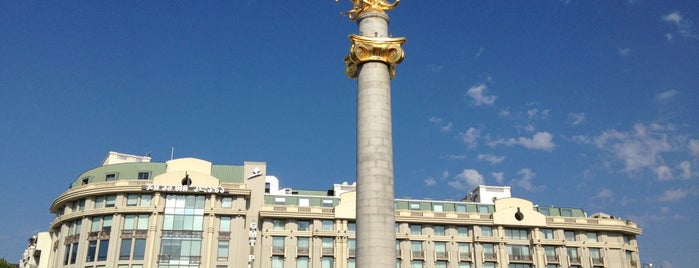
[273,236,285,254]
[159,195,205,265]
[272,256,284,268]
[297,237,310,255]
[482,243,496,260]
[411,260,423,268]
[457,226,469,237]
[219,216,231,232]
[297,256,309,268]
[273,219,286,230]
[221,197,232,208]
[458,243,470,261]
[348,239,356,257]
[544,246,557,262]
[411,241,423,259]
[564,231,576,241]
[507,245,530,261]
[587,232,598,242]
[322,237,334,255]
[297,220,310,231]
[481,226,493,237]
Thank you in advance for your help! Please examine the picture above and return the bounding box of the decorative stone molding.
[343,34,406,79]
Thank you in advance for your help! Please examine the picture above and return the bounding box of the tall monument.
[336,0,405,266]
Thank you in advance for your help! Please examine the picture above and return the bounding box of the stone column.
[339,2,405,266]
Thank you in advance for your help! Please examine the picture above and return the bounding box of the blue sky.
[1,1,697,266]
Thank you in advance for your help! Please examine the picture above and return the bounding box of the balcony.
[412,250,425,259]
[545,255,559,263]
[435,251,448,260]
[483,253,497,261]
[272,246,285,255]
[158,254,170,263]
[297,247,310,255]
[459,252,471,261]
[569,256,582,264]
[322,247,334,255]
[591,257,604,265]
[509,254,532,262]
[217,231,231,240]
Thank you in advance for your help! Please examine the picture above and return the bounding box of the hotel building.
[33,151,641,268]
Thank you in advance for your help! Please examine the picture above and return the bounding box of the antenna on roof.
[170,147,174,160]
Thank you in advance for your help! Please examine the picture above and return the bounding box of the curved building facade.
[40,152,642,268]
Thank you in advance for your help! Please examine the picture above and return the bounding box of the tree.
[0,257,17,268]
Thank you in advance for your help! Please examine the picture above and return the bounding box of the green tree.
[0,257,17,268]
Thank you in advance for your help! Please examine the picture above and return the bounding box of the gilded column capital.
[344,34,406,79]
[335,0,400,21]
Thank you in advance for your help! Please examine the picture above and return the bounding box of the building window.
[434,242,447,259]
[297,220,310,231]
[483,262,496,268]
[564,231,576,241]
[459,262,472,268]
[297,256,309,268]
[504,228,528,240]
[297,237,310,255]
[82,177,90,185]
[457,226,469,237]
[480,226,492,237]
[541,228,554,239]
[433,203,443,212]
[458,243,471,261]
[221,197,232,208]
[567,247,580,264]
[126,194,139,206]
[159,195,205,266]
[456,204,468,213]
[273,219,286,230]
[274,197,286,205]
[544,246,558,262]
[272,256,284,268]
[322,199,334,207]
[409,203,421,210]
[321,257,334,268]
[105,173,117,181]
[321,237,334,255]
[586,232,598,242]
[137,172,150,180]
[433,225,445,236]
[589,248,603,265]
[348,222,356,233]
[411,241,423,259]
[508,264,532,268]
[272,236,285,255]
[119,238,146,261]
[106,194,116,207]
[299,198,309,207]
[561,208,573,217]
[71,198,85,212]
[321,220,334,231]
[411,260,423,268]
[348,257,356,268]
[507,245,531,261]
[410,224,422,235]
[219,216,231,232]
[348,239,356,257]
[123,214,149,231]
[482,243,496,261]
[436,261,447,268]
[90,215,113,233]
[477,205,491,213]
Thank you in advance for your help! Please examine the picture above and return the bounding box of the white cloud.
[527,108,549,120]
[658,188,693,202]
[477,154,506,165]
[568,112,586,126]
[618,48,632,57]
[689,139,699,155]
[591,123,673,174]
[499,108,511,117]
[460,127,480,148]
[513,168,543,192]
[679,161,692,179]
[475,47,484,58]
[442,170,450,179]
[466,83,497,106]
[665,33,673,41]
[428,117,443,123]
[656,89,678,101]
[595,188,614,199]
[440,122,453,132]
[448,169,485,191]
[654,165,674,181]
[491,172,504,184]
[662,11,696,38]
[444,154,466,160]
[489,131,556,151]
[424,177,437,186]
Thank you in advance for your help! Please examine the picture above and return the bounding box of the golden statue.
[335,0,400,20]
